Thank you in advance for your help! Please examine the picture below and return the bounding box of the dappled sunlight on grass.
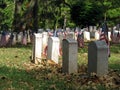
[0,45,32,69]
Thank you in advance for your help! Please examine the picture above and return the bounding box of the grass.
[0,43,119,90]
[109,44,120,73]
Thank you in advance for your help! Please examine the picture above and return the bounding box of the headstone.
[0,32,10,46]
[89,26,93,32]
[83,31,90,41]
[66,27,71,32]
[112,30,120,43]
[95,31,100,40]
[58,34,64,48]
[42,32,48,55]
[88,41,108,76]
[93,26,97,31]
[47,37,60,64]
[27,30,31,43]
[66,32,74,39]
[6,34,10,45]
[32,33,42,64]
[62,38,78,74]
[21,31,27,45]
[13,32,17,45]
[90,32,95,38]
[7,33,15,46]
[17,32,22,43]
[74,31,78,40]
[38,28,43,33]
[108,31,111,41]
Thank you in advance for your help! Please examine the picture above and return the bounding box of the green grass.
[0,43,119,90]
[109,44,120,73]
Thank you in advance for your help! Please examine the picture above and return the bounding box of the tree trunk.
[33,0,38,33]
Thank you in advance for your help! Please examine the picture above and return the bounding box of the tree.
[70,0,104,27]
[0,0,14,31]
[33,0,39,33]
[90,0,120,26]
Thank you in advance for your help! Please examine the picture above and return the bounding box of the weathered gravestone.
[62,38,78,74]
[32,33,42,64]
[88,41,108,76]
[47,37,60,64]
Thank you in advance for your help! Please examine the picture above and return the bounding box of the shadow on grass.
[0,65,34,89]
[109,64,120,73]
[0,65,68,90]
[0,43,32,49]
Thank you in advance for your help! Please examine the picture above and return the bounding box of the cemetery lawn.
[0,43,119,90]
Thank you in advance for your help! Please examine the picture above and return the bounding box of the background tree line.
[0,0,120,32]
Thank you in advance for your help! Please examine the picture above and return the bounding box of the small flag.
[100,22,110,57]
[100,22,108,43]
[77,31,84,48]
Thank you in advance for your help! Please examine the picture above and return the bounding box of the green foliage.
[0,0,14,31]
[70,1,104,27]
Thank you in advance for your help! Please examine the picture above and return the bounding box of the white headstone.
[95,31,100,40]
[42,32,48,55]
[83,31,90,41]
[58,34,64,48]
[47,37,60,64]
[17,32,22,43]
[93,26,97,31]
[32,33,42,64]
[108,31,111,41]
